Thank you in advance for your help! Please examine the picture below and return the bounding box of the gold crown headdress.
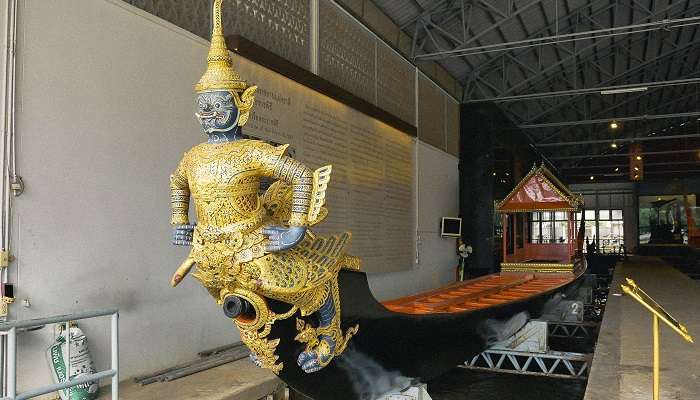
[196,0,257,126]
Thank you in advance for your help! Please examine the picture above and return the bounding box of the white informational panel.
[233,56,415,273]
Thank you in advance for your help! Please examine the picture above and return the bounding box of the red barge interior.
[383,272,576,314]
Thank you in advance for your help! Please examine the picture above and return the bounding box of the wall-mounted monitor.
[441,217,462,238]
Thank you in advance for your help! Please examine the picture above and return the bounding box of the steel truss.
[461,348,592,379]
[467,77,700,103]
[562,160,700,170]
[549,148,700,160]
[443,2,700,93]
[521,112,700,129]
[548,322,599,339]
[416,16,700,61]
[394,0,700,171]
[535,73,700,144]
[537,89,700,166]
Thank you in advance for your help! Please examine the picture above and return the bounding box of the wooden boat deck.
[382,272,574,314]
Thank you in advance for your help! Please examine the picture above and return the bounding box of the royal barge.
[267,165,587,399]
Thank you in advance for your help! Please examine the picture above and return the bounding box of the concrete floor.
[584,256,700,400]
[98,358,283,400]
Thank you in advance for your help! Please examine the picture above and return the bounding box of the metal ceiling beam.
[447,0,546,51]
[465,1,700,125]
[502,3,700,123]
[400,0,452,30]
[568,169,700,177]
[519,112,700,129]
[549,149,700,160]
[463,0,613,99]
[561,160,700,170]
[536,74,700,143]
[464,77,700,103]
[642,170,700,174]
[546,88,700,155]
[520,34,700,122]
[462,0,622,121]
[414,16,700,60]
[566,169,700,178]
[536,133,700,147]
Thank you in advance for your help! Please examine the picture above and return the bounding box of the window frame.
[529,211,570,244]
[575,209,624,252]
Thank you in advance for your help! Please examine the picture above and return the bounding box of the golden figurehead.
[169,0,358,373]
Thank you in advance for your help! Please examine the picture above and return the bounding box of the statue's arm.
[259,145,312,251]
[170,156,194,246]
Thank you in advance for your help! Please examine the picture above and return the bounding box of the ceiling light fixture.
[615,167,620,172]
[590,176,595,180]
[636,155,642,161]
[600,86,648,95]
[610,121,619,129]
[611,142,618,149]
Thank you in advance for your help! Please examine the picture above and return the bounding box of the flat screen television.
[441,217,462,238]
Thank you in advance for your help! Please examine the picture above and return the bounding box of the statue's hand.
[249,352,262,368]
[172,224,196,246]
[297,335,335,373]
[263,225,306,252]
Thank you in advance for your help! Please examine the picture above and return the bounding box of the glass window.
[554,221,569,243]
[584,221,596,241]
[597,209,624,253]
[585,210,596,220]
[530,221,541,243]
[541,221,554,242]
[529,211,571,243]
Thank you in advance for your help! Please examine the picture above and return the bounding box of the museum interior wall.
[11,0,460,390]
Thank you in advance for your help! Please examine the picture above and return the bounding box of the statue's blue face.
[196,91,239,134]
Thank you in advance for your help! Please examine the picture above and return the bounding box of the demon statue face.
[196,90,239,135]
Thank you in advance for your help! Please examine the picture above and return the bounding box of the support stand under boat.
[461,320,593,379]
[376,383,432,400]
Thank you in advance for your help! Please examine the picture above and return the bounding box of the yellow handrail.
[620,278,694,400]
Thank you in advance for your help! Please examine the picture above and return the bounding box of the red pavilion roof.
[496,164,582,212]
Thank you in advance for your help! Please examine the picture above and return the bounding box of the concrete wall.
[369,142,460,300]
[12,0,458,389]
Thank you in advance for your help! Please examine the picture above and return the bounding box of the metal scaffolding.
[461,348,592,379]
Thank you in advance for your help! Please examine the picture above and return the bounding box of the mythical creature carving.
[169,0,358,373]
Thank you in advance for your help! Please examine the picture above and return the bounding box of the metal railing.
[0,308,118,400]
